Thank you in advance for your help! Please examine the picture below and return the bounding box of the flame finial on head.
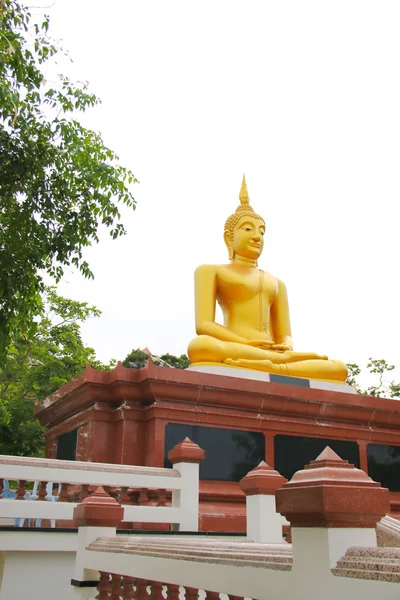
[239,174,250,205]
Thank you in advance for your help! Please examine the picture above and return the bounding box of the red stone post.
[276,446,390,569]
[168,437,205,531]
[240,461,287,543]
[71,486,124,594]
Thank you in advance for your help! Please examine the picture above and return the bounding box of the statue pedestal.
[188,363,358,393]
[35,360,400,532]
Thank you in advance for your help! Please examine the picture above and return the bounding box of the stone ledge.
[87,536,293,571]
[377,516,400,548]
[332,546,400,583]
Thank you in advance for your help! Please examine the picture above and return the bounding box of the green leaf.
[0,0,138,363]
[0,286,114,456]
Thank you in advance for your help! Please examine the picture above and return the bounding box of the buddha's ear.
[224,231,234,261]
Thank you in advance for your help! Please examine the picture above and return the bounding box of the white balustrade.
[2,446,400,600]
[0,452,199,530]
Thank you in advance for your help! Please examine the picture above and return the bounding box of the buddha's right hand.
[246,339,274,349]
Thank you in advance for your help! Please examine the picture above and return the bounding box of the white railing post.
[168,437,205,531]
[240,460,288,543]
[276,446,390,581]
[71,486,124,599]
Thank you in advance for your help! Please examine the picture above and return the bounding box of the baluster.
[81,484,90,499]
[138,488,149,505]
[146,490,155,506]
[149,581,163,600]
[135,578,149,600]
[103,486,118,500]
[129,489,139,505]
[166,584,180,600]
[205,592,219,600]
[111,573,123,599]
[16,480,26,500]
[105,572,113,598]
[38,481,47,500]
[205,593,219,600]
[122,576,135,600]
[157,489,167,507]
[120,486,131,505]
[283,525,292,543]
[102,486,114,501]
[96,571,111,599]
[110,487,121,502]
[185,587,199,600]
[59,482,69,502]
[0,478,3,498]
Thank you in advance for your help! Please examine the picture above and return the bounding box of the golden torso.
[215,264,276,342]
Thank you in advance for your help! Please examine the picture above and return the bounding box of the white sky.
[31,1,400,379]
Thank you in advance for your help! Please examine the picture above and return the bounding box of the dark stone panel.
[274,434,360,481]
[71,580,98,588]
[367,443,400,492]
[269,374,310,387]
[56,428,78,461]
[164,424,265,482]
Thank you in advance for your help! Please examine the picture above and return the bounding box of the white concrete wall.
[0,527,399,600]
[0,551,76,600]
[82,542,400,600]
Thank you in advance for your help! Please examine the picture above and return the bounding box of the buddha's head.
[224,176,266,262]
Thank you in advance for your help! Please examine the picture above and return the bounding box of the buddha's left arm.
[270,279,293,350]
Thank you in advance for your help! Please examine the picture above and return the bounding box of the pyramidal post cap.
[307,446,354,468]
[275,446,390,528]
[287,446,379,487]
[73,486,124,527]
[168,437,205,464]
[240,461,288,495]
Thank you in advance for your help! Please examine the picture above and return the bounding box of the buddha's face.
[227,216,265,260]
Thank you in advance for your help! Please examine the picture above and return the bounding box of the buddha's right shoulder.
[194,264,219,276]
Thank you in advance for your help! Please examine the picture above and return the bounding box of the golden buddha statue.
[187,176,348,382]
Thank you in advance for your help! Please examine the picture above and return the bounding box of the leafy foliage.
[0,287,114,456]
[0,1,137,361]
[122,348,149,369]
[347,358,400,398]
[159,353,190,369]
[123,348,190,370]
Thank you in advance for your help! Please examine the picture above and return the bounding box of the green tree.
[0,287,114,456]
[0,1,137,362]
[159,353,190,369]
[123,348,190,370]
[347,359,400,398]
[122,348,149,369]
